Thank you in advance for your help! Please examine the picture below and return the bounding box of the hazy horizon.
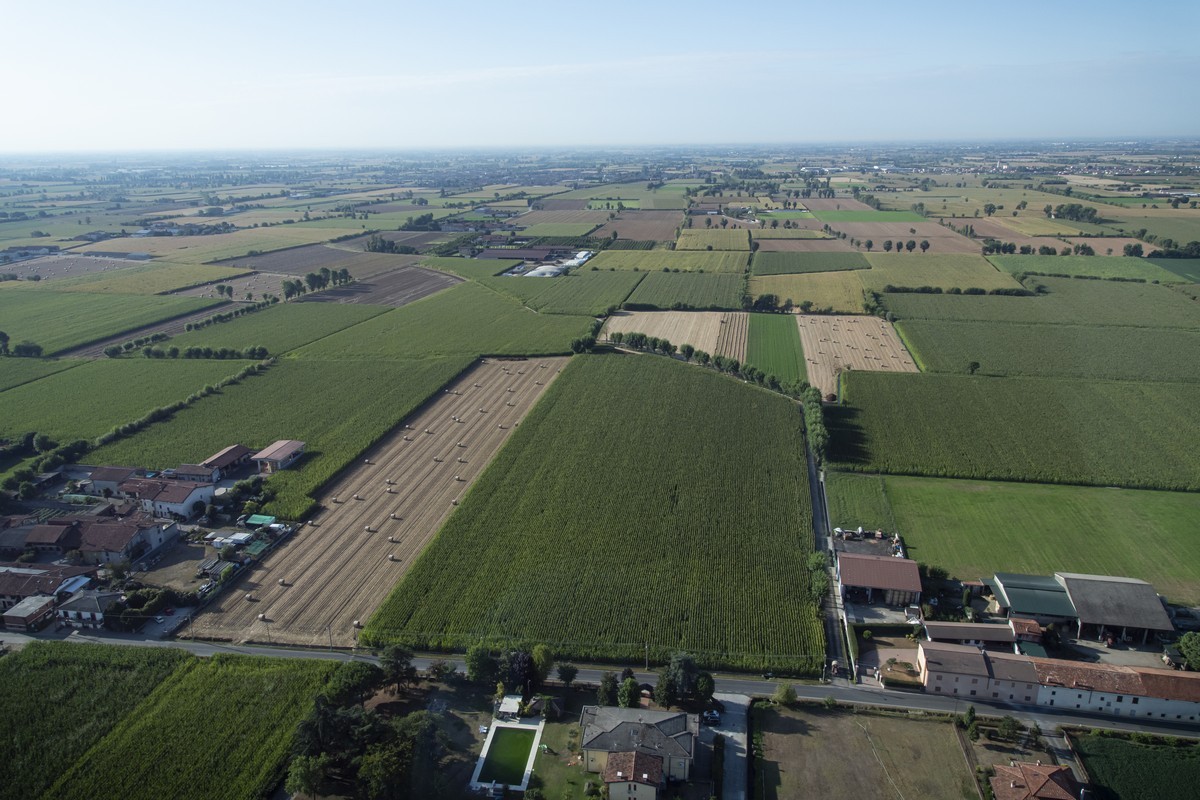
[4,0,1198,153]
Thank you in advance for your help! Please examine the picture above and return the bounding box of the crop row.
[0,642,190,800]
[829,372,1200,491]
[362,354,825,674]
[624,271,745,310]
[46,654,335,800]
[745,313,806,384]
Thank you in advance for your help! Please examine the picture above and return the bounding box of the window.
[936,675,942,681]
[972,678,978,684]
[1117,696,1123,703]
[1132,698,1139,705]
[970,690,977,696]
[1049,700,1054,706]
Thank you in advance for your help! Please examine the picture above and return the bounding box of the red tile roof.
[603,751,663,787]
[202,444,254,469]
[838,552,922,593]
[991,763,1076,800]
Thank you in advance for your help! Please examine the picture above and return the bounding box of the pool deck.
[468,716,546,793]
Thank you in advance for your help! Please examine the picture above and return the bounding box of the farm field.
[750,228,828,239]
[602,310,748,361]
[291,282,592,361]
[994,214,1115,237]
[883,275,1200,328]
[76,226,337,264]
[989,254,1183,282]
[800,198,876,211]
[0,358,252,442]
[296,265,461,306]
[167,302,387,356]
[37,262,250,295]
[219,244,424,278]
[829,372,1200,491]
[897,319,1200,382]
[754,237,857,252]
[362,354,824,672]
[0,642,190,800]
[1147,257,1200,282]
[480,270,644,316]
[753,705,976,800]
[751,251,869,275]
[588,249,749,273]
[507,210,608,228]
[675,228,751,251]
[861,253,1024,292]
[749,271,866,314]
[46,655,335,800]
[1,254,151,282]
[828,474,1200,603]
[1070,732,1200,800]
[796,315,917,398]
[624,271,744,309]
[419,256,519,281]
[519,222,600,237]
[90,357,471,520]
[830,223,981,254]
[0,357,80,393]
[190,358,568,647]
[172,270,297,301]
[745,313,805,384]
[0,290,220,355]
[809,209,926,223]
[588,210,684,241]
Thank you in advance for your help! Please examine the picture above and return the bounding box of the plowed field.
[187,357,568,647]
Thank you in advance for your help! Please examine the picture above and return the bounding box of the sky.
[3,0,1198,152]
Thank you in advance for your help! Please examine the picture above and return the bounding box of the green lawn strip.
[746,313,806,384]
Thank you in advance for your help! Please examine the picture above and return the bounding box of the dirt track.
[796,315,917,399]
[187,356,569,647]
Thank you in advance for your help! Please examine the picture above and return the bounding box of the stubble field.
[796,315,917,398]
[603,310,748,360]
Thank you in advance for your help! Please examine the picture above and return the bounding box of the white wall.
[1036,685,1200,722]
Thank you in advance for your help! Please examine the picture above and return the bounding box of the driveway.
[713,692,749,800]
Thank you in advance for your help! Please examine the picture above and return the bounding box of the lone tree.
[379,644,418,694]
[0,330,8,355]
[556,663,578,690]
[617,676,640,708]
[966,361,980,375]
[466,644,499,684]
[597,671,618,706]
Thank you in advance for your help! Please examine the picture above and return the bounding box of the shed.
[1055,572,1173,644]
[3,594,56,631]
[836,552,921,606]
[244,514,276,528]
[252,441,306,474]
[990,573,1077,625]
[498,695,522,718]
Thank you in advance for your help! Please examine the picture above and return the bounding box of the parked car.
[154,616,165,624]
[701,710,721,725]
[164,607,175,616]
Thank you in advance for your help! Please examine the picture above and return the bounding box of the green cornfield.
[362,354,825,674]
[0,642,190,800]
[625,271,745,309]
[1071,732,1200,800]
[745,313,806,384]
[46,654,335,800]
[829,372,1200,491]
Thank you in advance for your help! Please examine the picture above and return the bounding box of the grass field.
[419,256,520,281]
[588,249,749,273]
[1071,733,1200,800]
[1148,258,1200,282]
[862,253,1024,292]
[750,228,827,239]
[829,372,1200,491]
[478,270,645,316]
[166,302,387,356]
[810,210,927,223]
[291,282,592,360]
[995,215,1115,237]
[746,313,806,384]
[753,705,976,800]
[675,229,751,251]
[0,642,190,800]
[362,354,824,673]
[0,358,253,442]
[624,271,744,309]
[827,473,1200,603]
[883,276,1200,328]
[89,357,470,519]
[751,251,870,275]
[37,262,251,295]
[46,655,335,800]
[989,254,1183,282]
[897,319,1200,382]
[76,226,337,264]
[0,290,220,355]
[0,358,81,393]
[749,271,866,313]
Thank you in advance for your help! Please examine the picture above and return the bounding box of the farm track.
[796,315,918,399]
[187,357,569,647]
[714,312,748,360]
[57,302,236,358]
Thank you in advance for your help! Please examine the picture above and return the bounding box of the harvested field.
[328,230,447,252]
[508,209,609,227]
[188,357,568,647]
[296,265,461,306]
[603,310,747,360]
[796,315,918,398]
[675,229,751,251]
[749,271,867,314]
[1065,236,1168,256]
[589,210,684,242]
[751,252,870,276]
[829,222,980,254]
[219,244,423,278]
[947,218,1047,252]
[754,237,856,252]
[173,271,296,301]
[2,254,149,282]
[519,222,600,237]
[537,198,590,211]
[750,227,827,239]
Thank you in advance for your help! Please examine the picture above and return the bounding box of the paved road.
[713,693,749,800]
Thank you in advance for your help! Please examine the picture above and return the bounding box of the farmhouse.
[172,464,219,484]
[252,440,306,474]
[990,762,1077,800]
[836,552,921,606]
[603,751,664,800]
[80,517,178,565]
[579,706,698,782]
[917,641,1039,703]
[24,520,82,555]
[56,589,123,629]
[924,621,1018,652]
[2,594,57,631]
[88,466,137,497]
[1054,572,1172,645]
[0,562,95,611]
[118,478,213,520]
[201,444,254,478]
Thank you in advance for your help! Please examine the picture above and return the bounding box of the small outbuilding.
[252,440,306,474]
[3,594,56,631]
[836,552,921,606]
